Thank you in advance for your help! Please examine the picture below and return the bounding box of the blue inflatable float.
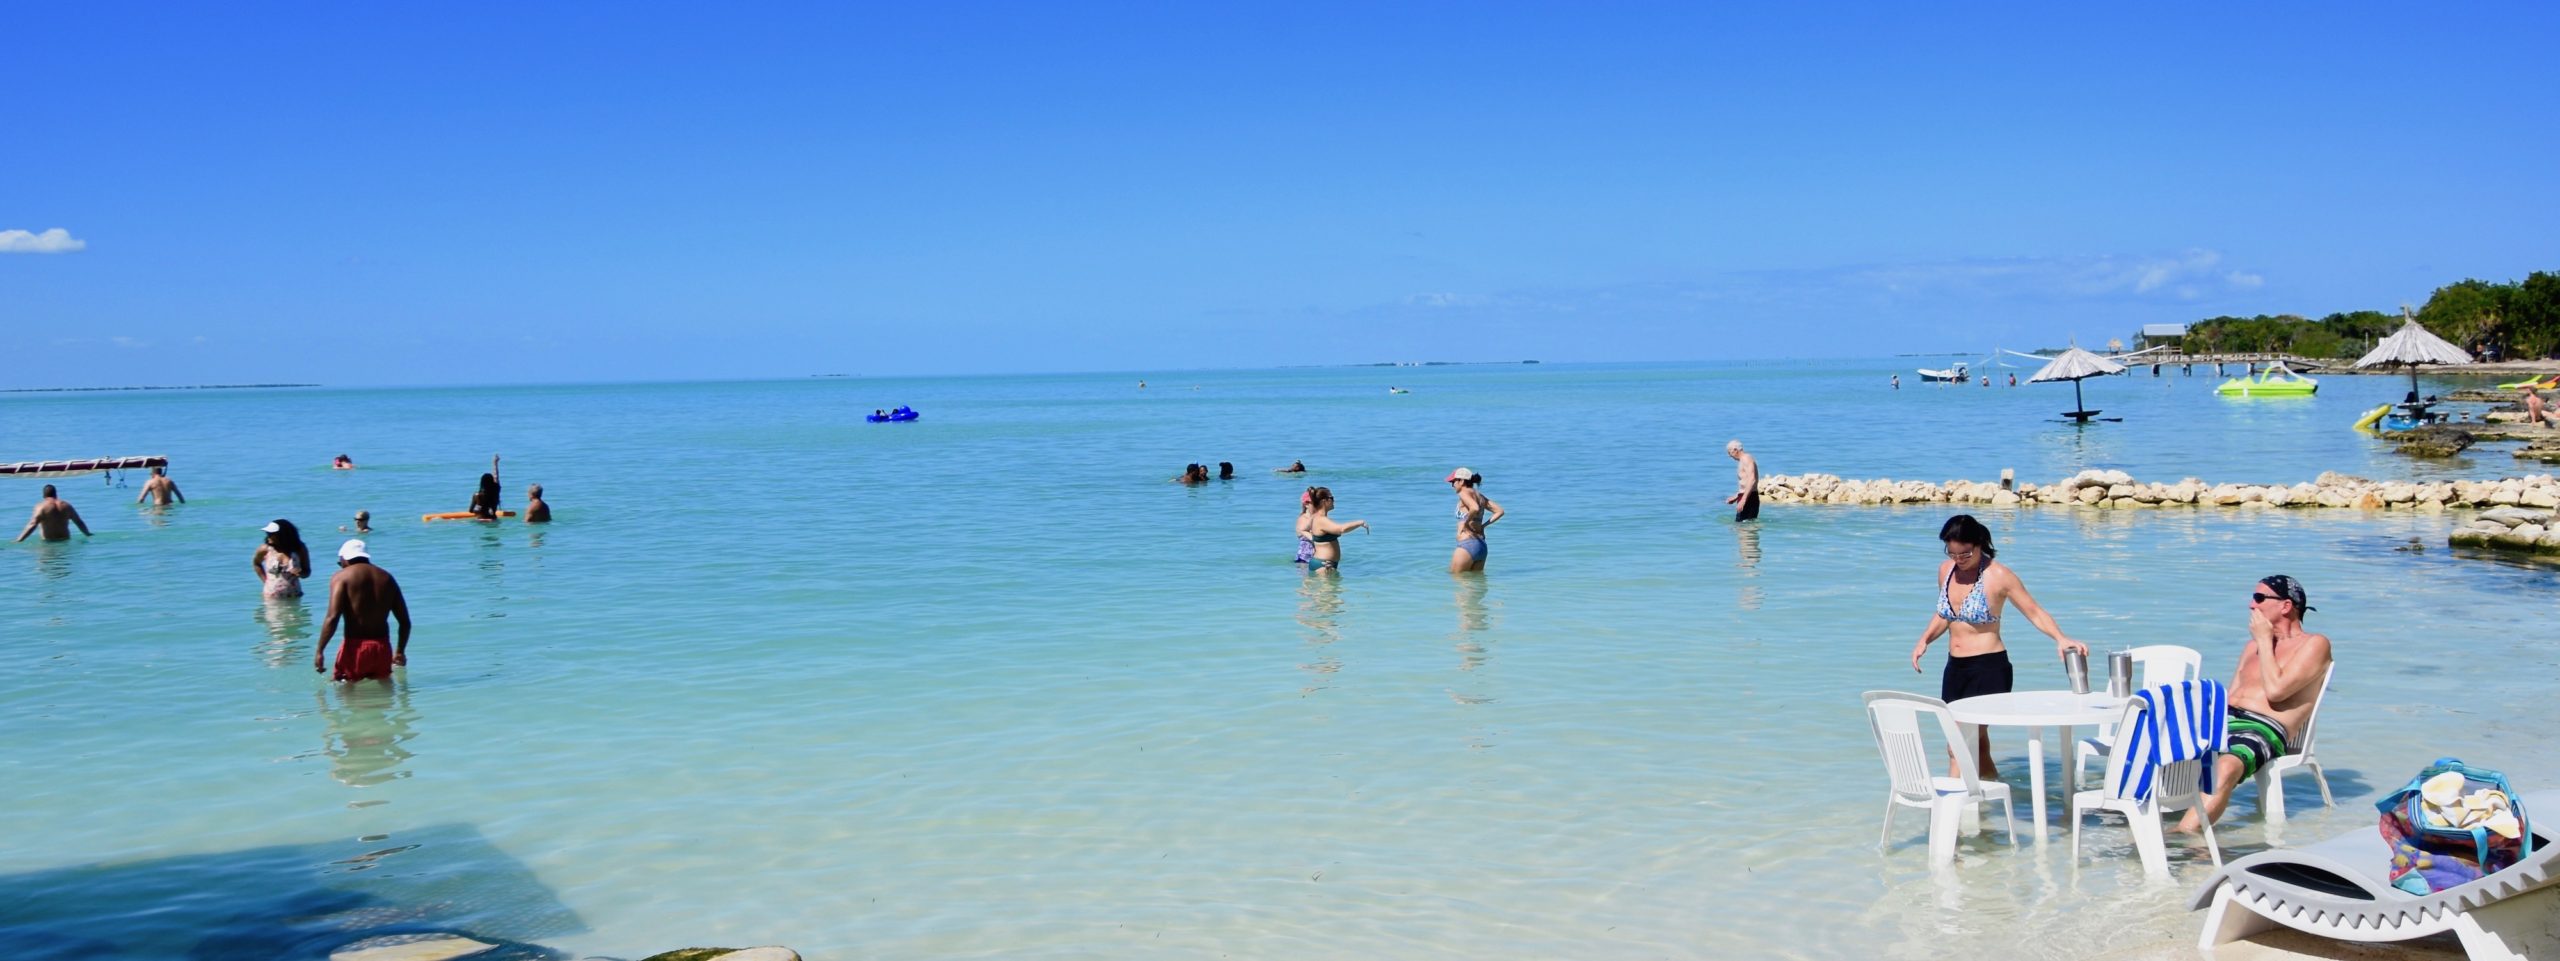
[866,406,920,423]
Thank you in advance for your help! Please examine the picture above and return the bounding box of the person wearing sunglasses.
[1910,514,2090,777]
[2178,575,2334,832]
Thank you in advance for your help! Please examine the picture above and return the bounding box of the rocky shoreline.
[1756,469,2560,557]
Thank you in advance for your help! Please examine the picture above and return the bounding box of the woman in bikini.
[1909,514,2088,777]
[1294,490,1317,566]
[253,519,314,599]
[1302,487,1367,573]
[1446,468,1503,573]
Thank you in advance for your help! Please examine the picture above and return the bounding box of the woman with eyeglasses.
[1910,514,2089,776]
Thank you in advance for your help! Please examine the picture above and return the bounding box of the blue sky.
[6,2,2556,386]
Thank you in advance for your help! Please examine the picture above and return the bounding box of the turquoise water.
[4,361,2555,960]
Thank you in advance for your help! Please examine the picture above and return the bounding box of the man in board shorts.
[2178,574,2333,832]
[315,540,413,682]
[1725,440,1761,522]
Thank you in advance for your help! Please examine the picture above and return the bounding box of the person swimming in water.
[1445,468,1503,573]
[1908,514,2089,777]
[1301,486,1368,573]
[1275,460,1307,474]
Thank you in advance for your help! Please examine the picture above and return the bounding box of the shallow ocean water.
[3,360,2555,960]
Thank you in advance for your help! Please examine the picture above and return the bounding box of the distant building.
[2138,323,2190,351]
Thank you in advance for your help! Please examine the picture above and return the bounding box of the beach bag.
[2377,757,2534,894]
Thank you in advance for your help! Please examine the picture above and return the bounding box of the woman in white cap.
[1445,468,1503,573]
[253,519,313,598]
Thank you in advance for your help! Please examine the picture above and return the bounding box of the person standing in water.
[523,484,551,523]
[1724,440,1761,522]
[254,520,314,599]
[1908,514,2089,777]
[1446,468,1502,573]
[15,485,91,542]
[316,540,412,682]
[1301,486,1368,572]
[137,467,185,507]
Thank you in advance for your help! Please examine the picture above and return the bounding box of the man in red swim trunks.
[315,539,412,682]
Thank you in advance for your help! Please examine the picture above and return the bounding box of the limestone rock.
[2451,528,2495,549]
[2479,507,2550,526]
[2315,471,2373,487]
[2353,490,2385,510]
[2392,425,2476,458]
[2526,487,2560,509]
[2511,523,2548,541]
[330,935,498,961]
[2263,486,2292,507]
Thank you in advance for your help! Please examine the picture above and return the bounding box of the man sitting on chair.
[2179,575,2333,831]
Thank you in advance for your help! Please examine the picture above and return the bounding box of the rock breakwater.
[1758,469,2560,513]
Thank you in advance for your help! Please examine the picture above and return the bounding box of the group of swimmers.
[1910,513,2336,831]
[16,454,560,686]
[1290,467,1504,574]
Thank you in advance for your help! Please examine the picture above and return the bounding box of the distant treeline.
[2175,271,2560,360]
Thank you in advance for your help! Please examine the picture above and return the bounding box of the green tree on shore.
[2169,271,2557,360]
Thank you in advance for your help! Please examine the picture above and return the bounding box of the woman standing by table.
[1909,514,2089,776]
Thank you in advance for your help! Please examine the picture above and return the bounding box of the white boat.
[1917,362,1970,383]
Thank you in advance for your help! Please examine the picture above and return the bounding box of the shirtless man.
[523,484,551,523]
[15,485,92,542]
[1724,440,1761,522]
[137,467,185,506]
[314,540,413,682]
[2525,386,2552,428]
[2178,575,2333,831]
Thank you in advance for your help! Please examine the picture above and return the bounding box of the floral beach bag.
[2377,757,2535,894]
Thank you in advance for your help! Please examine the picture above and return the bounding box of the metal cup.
[2062,647,2090,694]
[2107,650,2135,699]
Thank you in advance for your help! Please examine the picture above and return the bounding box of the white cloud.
[111,336,151,349]
[0,228,86,253]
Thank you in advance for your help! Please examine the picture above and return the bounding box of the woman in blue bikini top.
[1910,514,2089,673]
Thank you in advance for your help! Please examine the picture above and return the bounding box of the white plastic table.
[1948,689,2121,840]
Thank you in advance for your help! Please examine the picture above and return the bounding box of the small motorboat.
[1916,362,1969,383]
[1388,387,1409,394]
[2216,363,2318,396]
[865,406,921,423]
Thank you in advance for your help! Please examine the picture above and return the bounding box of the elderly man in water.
[16,485,93,542]
[1724,440,1761,522]
[2177,575,2334,832]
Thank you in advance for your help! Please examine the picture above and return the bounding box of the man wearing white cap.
[315,539,412,682]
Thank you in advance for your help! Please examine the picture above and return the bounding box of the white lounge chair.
[2256,662,2337,823]
[2191,802,2557,960]
[2070,644,2204,784]
[2071,694,2222,878]
[1864,691,2018,867]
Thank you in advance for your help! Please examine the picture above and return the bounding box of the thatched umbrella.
[2027,346,2127,421]
[2352,316,2474,397]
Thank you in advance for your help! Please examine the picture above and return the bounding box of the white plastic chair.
[1864,690,2018,867]
[2070,645,2204,784]
[2256,661,2337,823]
[2070,695,2221,878]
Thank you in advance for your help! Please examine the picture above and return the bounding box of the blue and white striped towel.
[2113,679,2229,802]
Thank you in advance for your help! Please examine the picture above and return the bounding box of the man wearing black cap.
[2179,574,2333,831]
